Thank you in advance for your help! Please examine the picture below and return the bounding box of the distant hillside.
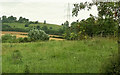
[3,22,62,30]
[2,22,63,35]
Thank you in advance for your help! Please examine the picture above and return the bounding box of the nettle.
[28,29,49,41]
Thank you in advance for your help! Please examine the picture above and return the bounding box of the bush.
[63,30,88,40]
[69,32,77,40]
[2,34,33,43]
[28,29,49,41]
[2,34,17,43]
[77,30,88,40]
[17,37,24,43]
[25,24,29,27]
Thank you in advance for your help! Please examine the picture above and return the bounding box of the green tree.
[49,27,52,29]
[35,21,38,24]
[37,25,40,29]
[72,2,119,37]
[44,20,46,24]
[2,16,8,23]
[28,29,49,41]
[18,17,29,23]
[7,16,17,22]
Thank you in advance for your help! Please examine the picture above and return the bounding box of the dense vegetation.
[2,29,49,43]
[62,2,119,40]
[2,38,118,73]
[28,29,49,41]
[1,1,119,74]
[2,34,30,43]
[1,16,63,35]
[70,1,119,74]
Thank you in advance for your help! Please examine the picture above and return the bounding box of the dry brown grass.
[1,31,28,38]
[1,31,64,40]
[2,31,28,35]
[50,38,64,41]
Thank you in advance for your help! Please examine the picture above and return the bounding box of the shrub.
[69,32,77,40]
[63,30,88,40]
[28,29,49,41]
[25,24,29,27]
[17,37,33,43]
[49,27,52,29]
[77,30,88,40]
[2,34,17,43]
[17,37,24,43]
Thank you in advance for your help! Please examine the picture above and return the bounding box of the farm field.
[2,38,118,73]
[1,31,64,40]
[1,31,28,38]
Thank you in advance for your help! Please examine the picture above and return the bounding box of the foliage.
[28,29,49,41]
[35,21,39,24]
[63,2,119,40]
[72,2,119,18]
[2,34,36,43]
[77,30,88,40]
[49,27,52,29]
[2,27,29,32]
[17,37,32,43]
[63,20,88,40]
[63,21,69,31]
[69,32,77,40]
[37,25,40,29]
[2,15,17,23]
[2,34,17,43]
[25,24,29,27]
[2,24,11,29]
[44,20,46,24]
[18,17,29,23]
[1,15,39,24]
[63,28,71,40]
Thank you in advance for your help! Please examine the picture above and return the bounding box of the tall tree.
[2,16,8,23]
[72,1,119,36]
[7,16,17,22]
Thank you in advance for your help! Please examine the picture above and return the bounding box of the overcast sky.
[0,0,98,25]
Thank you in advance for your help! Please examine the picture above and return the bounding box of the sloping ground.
[2,38,118,73]
[3,22,62,31]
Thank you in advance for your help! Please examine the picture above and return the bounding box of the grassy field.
[29,23,62,30]
[2,37,118,73]
[3,22,62,30]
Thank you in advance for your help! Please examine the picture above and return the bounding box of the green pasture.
[2,37,118,73]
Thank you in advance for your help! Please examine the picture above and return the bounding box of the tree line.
[62,2,119,40]
[1,15,39,24]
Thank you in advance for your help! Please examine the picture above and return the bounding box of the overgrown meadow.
[1,1,120,74]
[2,37,118,73]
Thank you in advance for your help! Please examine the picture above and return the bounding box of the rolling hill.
[2,22,63,35]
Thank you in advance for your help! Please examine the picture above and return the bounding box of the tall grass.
[2,38,118,73]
